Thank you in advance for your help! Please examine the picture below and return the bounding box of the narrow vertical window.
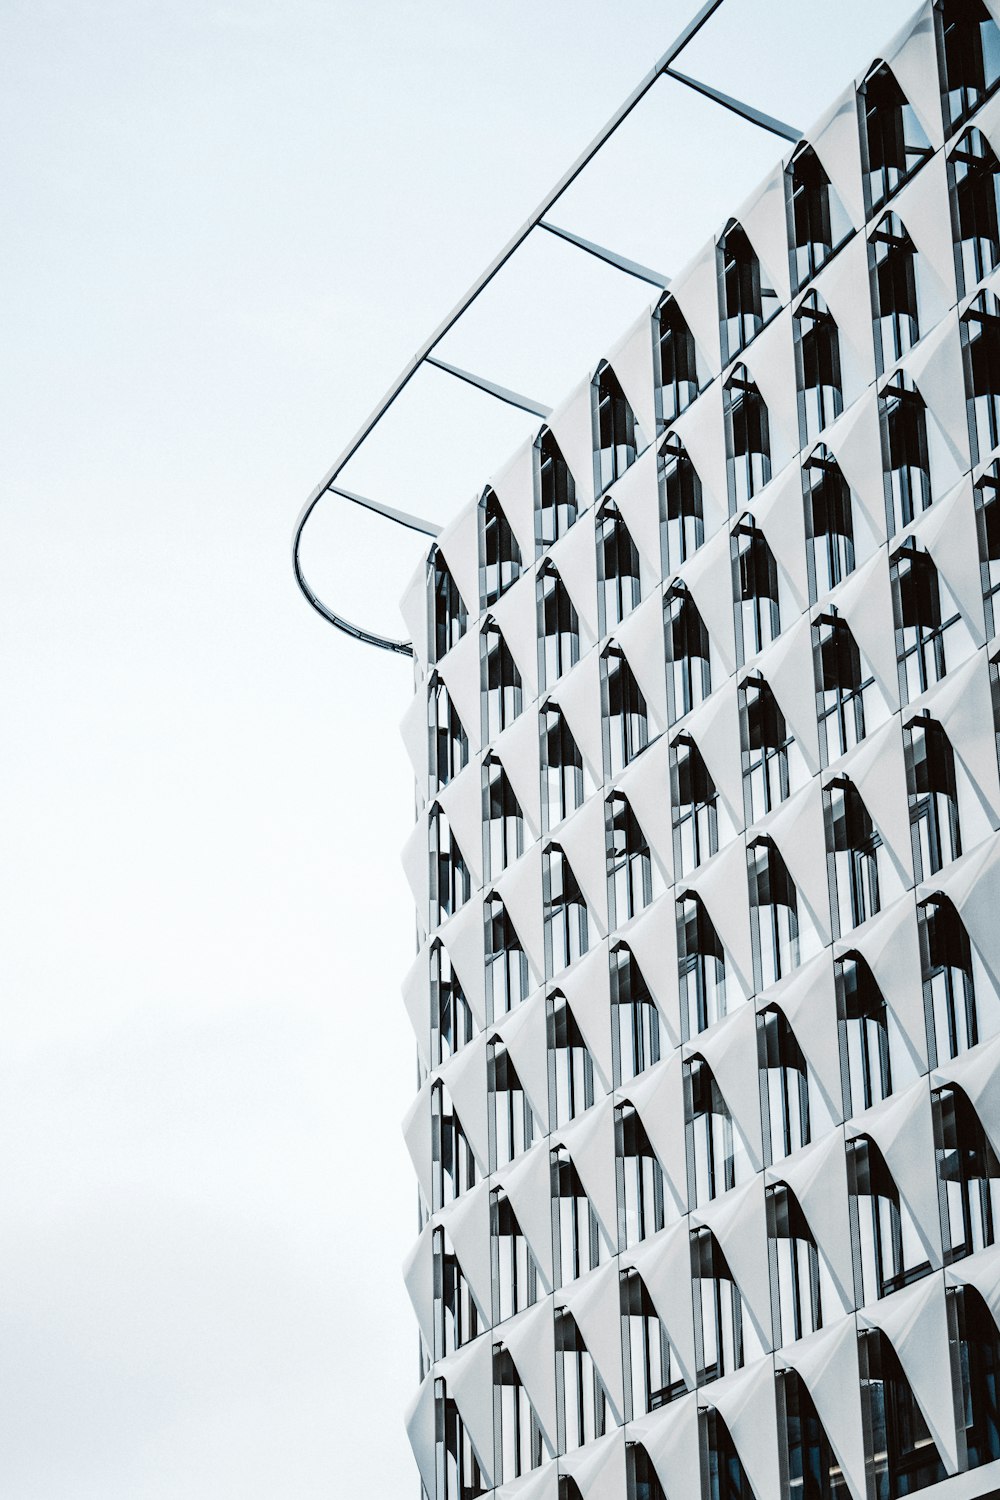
[491,1188,539,1323]
[937,0,1000,131]
[858,62,932,215]
[724,364,772,513]
[933,1085,999,1262]
[699,1406,756,1500]
[671,733,719,876]
[594,361,642,493]
[552,1149,603,1286]
[890,541,964,703]
[611,943,661,1085]
[431,940,474,1066]
[658,433,704,573]
[776,1368,849,1498]
[835,952,892,1115]
[766,1185,826,1345]
[540,703,585,831]
[858,1329,945,1496]
[430,803,470,924]
[824,776,883,937]
[794,292,844,448]
[847,1135,929,1300]
[433,1082,477,1209]
[621,1272,685,1420]
[962,289,1000,466]
[535,425,577,549]
[664,582,711,724]
[691,1229,746,1382]
[482,619,523,740]
[430,546,468,663]
[489,1039,536,1170]
[758,1007,811,1164]
[555,1310,608,1453]
[787,141,852,290]
[601,646,649,775]
[543,845,589,978]
[732,517,780,663]
[433,1227,480,1357]
[606,792,653,930]
[869,212,920,376]
[949,127,1000,298]
[537,561,580,688]
[718,220,779,362]
[435,1379,487,1500]
[483,753,524,880]
[548,993,595,1128]
[739,673,803,823]
[616,1104,666,1248]
[904,714,961,880]
[485,893,530,1019]
[494,1346,546,1482]
[803,446,855,601]
[677,893,726,1040]
[480,487,522,608]
[879,375,931,536]
[919,892,978,1064]
[626,1442,670,1500]
[946,1284,1000,1472]
[975,460,1000,635]
[684,1057,737,1207]
[429,672,469,791]
[813,610,877,765]
[596,498,641,636]
[655,293,701,426]
[748,835,800,990]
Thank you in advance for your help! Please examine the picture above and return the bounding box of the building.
[319,3,1000,1497]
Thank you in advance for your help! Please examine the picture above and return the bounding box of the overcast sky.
[1,2,920,1495]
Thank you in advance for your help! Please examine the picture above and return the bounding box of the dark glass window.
[685,1057,736,1207]
[433,1226,480,1358]
[937,0,1000,131]
[725,365,772,513]
[483,754,524,880]
[491,1188,539,1323]
[543,845,588,979]
[795,292,845,447]
[904,714,961,880]
[655,293,700,426]
[482,620,523,740]
[813,611,877,764]
[540,703,585,832]
[595,362,641,493]
[700,1406,756,1500]
[691,1230,746,1383]
[658,433,704,572]
[489,1039,536,1170]
[671,732,719,876]
[538,561,580,688]
[665,583,711,724]
[858,1328,946,1497]
[616,1103,665,1248]
[919,893,978,1065]
[611,943,661,1085]
[962,289,1000,466]
[431,547,468,663]
[494,1345,545,1483]
[976,459,1000,634]
[758,1007,811,1164]
[480,487,522,608]
[435,1378,487,1500]
[767,1187,825,1347]
[825,776,883,937]
[946,1283,1000,1471]
[803,446,855,601]
[859,62,933,215]
[739,672,802,823]
[433,1082,477,1209]
[933,1084,999,1262]
[836,952,893,1116]
[950,127,1000,297]
[869,213,920,376]
[677,892,727,1041]
[555,1309,608,1452]
[485,893,530,1019]
[732,518,780,663]
[602,646,649,776]
[606,792,653,930]
[548,993,595,1129]
[552,1149,603,1285]
[890,541,962,703]
[787,142,852,290]
[429,673,469,792]
[748,836,800,991]
[431,939,474,1066]
[597,498,641,636]
[879,376,932,536]
[626,1441,669,1500]
[430,803,471,923]
[776,1368,849,1499]
[718,220,779,362]
[535,425,578,549]
[847,1135,930,1301]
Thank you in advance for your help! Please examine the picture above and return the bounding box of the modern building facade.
[389,5,1000,1498]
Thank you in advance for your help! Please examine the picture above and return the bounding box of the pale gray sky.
[1,2,919,1495]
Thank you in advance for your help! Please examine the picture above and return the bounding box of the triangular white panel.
[858,1272,957,1476]
[441,1178,494,1330]
[495,841,545,987]
[765,949,843,1136]
[497,1142,555,1292]
[620,1051,687,1224]
[403,1083,434,1211]
[843,891,927,1084]
[491,439,538,569]
[613,588,669,734]
[439,1331,496,1488]
[404,1373,438,1500]
[777,1320,867,1500]
[689,1001,764,1176]
[548,501,600,645]
[624,1221,697,1390]
[628,1388,700,1500]
[768,1126,854,1316]
[403,1226,437,1352]
[751,460,809,622]
[488,569,540,707]
[606,310,656,457]
[557,1260,626,1419]
[822,386,887,560]
[553,1097,618,1248]
[829,549,899,720]
[496,1462,559,1500]
[691,1175,772,1356]
[609,442,662,592]
[901,317,970,496]
[559,941,614,1096]
[682,835,755,1003]
[440,1030,490,1174]
[494,986,550,1129]
[553,652,605,787]
[493,703,543,843]
[849,1074,941,1273]
[442,896,488,1032]
[545,374,597,515]
[758,612,822,774]
[400,676,430,792]
[742,307,798,480]
[558,1428,626,1499]
[752,776,831,956]
[499,1296,559,1455]
[613,894,680,1050]
[669,238,723,383]
[708,1359,780,1500]
[680,678,743,832]
[402,812,430,926]
[400,552,431,669]
[436,501,481,637]
[436,759,485,894]
[841,715,912,885]
[736,161,792,307]
[402,944,432,1070]
[912,475,985,650]
[809,83,865,230]
[614,733,675,888]
[671,377,729,542]
[436,623,484,760]
[551,790,610,939]
[882,8,944,152]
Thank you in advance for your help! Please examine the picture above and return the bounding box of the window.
[758,1007,811,1164]
[535,425,577,549]
[813,610,878,764]
[904,714,961,880]
[748,836,800,990]
[482,620,523,740]
[699,1406,756,1500]
[732,518,780,663]
[491,1188,539,1323]
[621,1272,684,1419]
[858,62,933,215]
[555,1310,608,1453]
[787,142,852,290]
[963,289,1000,465]
[937,0,1000,131]
[597,498,641,636]
[483,754,524,880]
[891,541,964,703]
[543,846,588,979]
[739,673,803,823]
[795,292,845,447]
[602,646,649,775]
[950,127,1000,300]
[691,1229,745,1382]
[606,793,653,930]
[836,952,893,1115]
[685,1056,736,1207]
[847,1135,930,1302]
[655,293,701,425]
[434,1227,480,1358]
[430,803,470,924]
[677,893,727,1040]
[858,1328,946,1498]
[433,1082,477,1209]
[724,364,772,513]
[540,703,585,831]
[776,1368,849,1499]
[552,1149,603,1287]
[480,488,522,607]
[626,1442,669,1500]
[976,460,1000,634]
[919,893,978,1065]
[803,446,856,601]
[489,1040,536,1170]
[494,1346,545,1483]
[671,733,719,876]
[594,361,642,492]
[538,561,580,687]
[430,547,468,664]
[946,1283,1000,1471]
[824,777,883,937]
[665,583,711,724]
[431,940,474,1066]
[718,220,779,361]
[548,993,595,1128]
[611,943,661,1085]
[658,433,705,572]
[933,1084,999,1262]
[485,894,530,1019]
[767,1186,825,1347]
[879,375,932,536]
[616,1104,665,1248]
[429,673,469,791]
[435,1379,487,1500]
[869,213,920,376]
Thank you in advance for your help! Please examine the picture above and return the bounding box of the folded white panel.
[403,1226,437,1352]
[628,1389,700,1500]
[500,1296,559,1455]
[691,1175,772,1355]
[548,505,600,645]
[624,1222,698,1390]
[436,624,485,759]
[442,895,488,1031]
[766,949,843,1136]
[494,986,551,1130]
[849,1076,941,1273]
[403,1083,434,1216]
[613,590,669,733]
[545,375,597,515]
[439,1331,497,1488]
[622,1051,688,1224]
[553,652,605,787]
[669,239,723,384]
[441,1179,494,1330]
[497,1142,555,1293]
[777,1319,867,1500]
[609,443,662,592]
[553,1097,618,1248]
[491,441,538,569]
[551,791,610,938]
[436,503,481,638]
[688,1000,764,1176]
[440,1030,490,1174]
[557,1260,626,1418]
[559,941,614,1096]
[493,704,543,842]
[405,1373,438,1500]
[495,841,545,985]
[708,1359,781,1500]
[859,1272,958,1476]
[607,311,656,456]
[678,522,738,680]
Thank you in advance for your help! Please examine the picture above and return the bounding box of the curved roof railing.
[291,0,801,656]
